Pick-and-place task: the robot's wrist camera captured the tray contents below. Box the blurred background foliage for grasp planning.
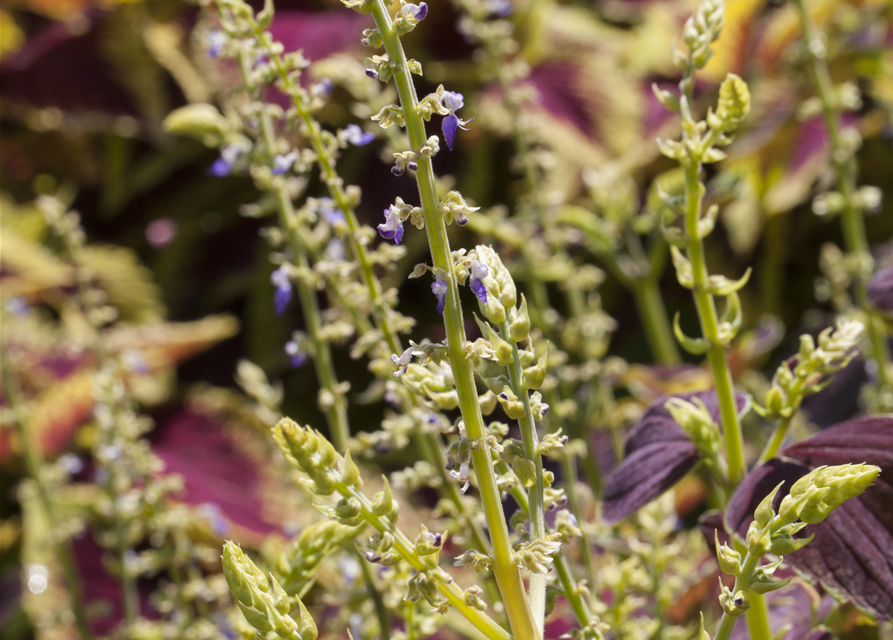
[1,0,892,636]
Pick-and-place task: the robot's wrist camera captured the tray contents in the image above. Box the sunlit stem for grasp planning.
[368,5,539,639]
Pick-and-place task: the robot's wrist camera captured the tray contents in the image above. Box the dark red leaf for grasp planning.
[868,267,893,312]
[152,410,280,538]
[601,390,749,523]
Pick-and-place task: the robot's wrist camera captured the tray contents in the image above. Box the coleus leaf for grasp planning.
[867,266,893,312]
[601,390,749,523]
[725,416,893,620]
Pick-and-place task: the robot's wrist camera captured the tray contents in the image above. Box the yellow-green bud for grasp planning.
[341,449,362,489]
[719,585,750,617]
[512,457,537,487]
[486,324,515,366]
[497,386,526,420]
[372,477,398,521]
[714,531,741,577]
[777,464,879,527]
[765,387,785,415]
[163,104,230,146]
[508,295,531,343]
[523,345,549,391]
[713,74,750,132]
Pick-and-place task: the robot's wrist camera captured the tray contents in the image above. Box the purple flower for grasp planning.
[343,124,376,146]
[207,30,226,58]
[311,78,333,98]
[285,340,307,367]
[432,277,448,315]
[468,260,488,304]
[399,2,428,20]
[271,266,292,316]
[391,346,414,376]
[377,205,404,244]
[318,197,345,225]
[325,238,346,262]
[486,0,512,16]
[440,91,472,151]
[272,151,297,175]
[207,144,243,177]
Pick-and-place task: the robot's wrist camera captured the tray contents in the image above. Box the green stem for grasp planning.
[632,276,681,365]
[559,453,597,587]
[369,7,538,640]
[793,0,892,395]
[340,483,513,640]
[358,549,391,640]
[0,350,94,640]
[713,550,761,640]
[236,47,351,449]
[682,161,746,486]
[502,321,547,632]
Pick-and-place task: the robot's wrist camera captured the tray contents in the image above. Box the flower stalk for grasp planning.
[792,0,892,408]
[365,4,539,638]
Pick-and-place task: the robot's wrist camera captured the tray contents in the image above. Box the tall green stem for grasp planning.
[793,0,892,396]
[502,320,547,630]
[236,48,350,449]
[369,6,538,639]
[681,163,746,485]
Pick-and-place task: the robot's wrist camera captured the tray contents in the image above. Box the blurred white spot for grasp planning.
[146,218,178,248]
[27,564,49,594]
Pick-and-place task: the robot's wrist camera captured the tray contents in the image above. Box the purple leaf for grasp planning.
[726,416,893,620]
[868,266,893,312]
[601,390,749,523]
[152,410,282,538]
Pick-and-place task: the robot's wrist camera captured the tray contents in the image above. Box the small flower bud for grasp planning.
[486,324,515,366]
[522,346,549,391]
[512,457,537,487]
[714,531,741,577]
[719,584,751,618]
[341,450,362,489]
[497,386,526,420]
[508,295,531,342]
[710,73,751,133]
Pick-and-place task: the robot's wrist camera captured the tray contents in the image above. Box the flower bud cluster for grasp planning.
[273,418,362,496]
[223,542,318,640]
[756,319,864,420]
[718,463,880,620]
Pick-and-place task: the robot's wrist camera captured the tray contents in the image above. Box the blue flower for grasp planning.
[440,91,472,151]
[468,260,489,304]
[399,2,428,20]
[343,124,376,146]
[271,266,292,316]
[272,151,297,175]
[207,30,226,58]
[207,144,244,177]
[311,78,333,98]
[285,340,307,367]
[318,197,345,225]
[431,277,449,315]
[377,205,405,244]
[486,0,512,16]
